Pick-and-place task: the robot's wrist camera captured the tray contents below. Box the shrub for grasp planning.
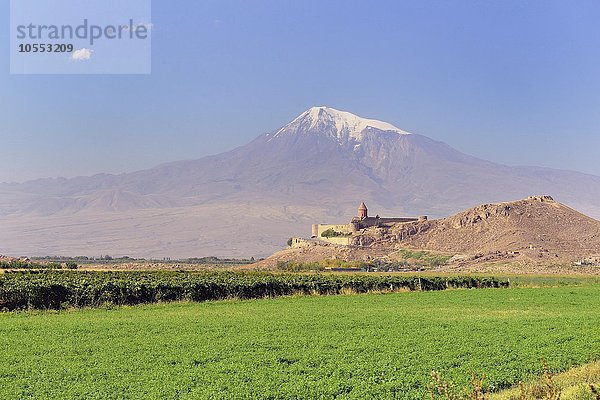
[0,271,509,311]
[320,229,350,238]
[0,260,45,269]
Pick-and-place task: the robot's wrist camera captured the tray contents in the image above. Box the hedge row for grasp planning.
[0,270,509,310]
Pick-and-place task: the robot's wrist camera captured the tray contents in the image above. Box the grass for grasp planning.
[506,274,600,288]
[390,272,600,288]
[490,360,600,399]
[0,286,599,399]
[428,358,600,399]
[391,249,453,268]
[276,259,367,271]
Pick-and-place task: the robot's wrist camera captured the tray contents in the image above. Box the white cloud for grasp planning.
[71,48,93,61]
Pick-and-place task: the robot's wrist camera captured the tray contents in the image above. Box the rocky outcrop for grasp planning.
[348,196,600,261]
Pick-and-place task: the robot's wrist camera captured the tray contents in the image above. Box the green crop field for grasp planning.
[1,284,599,399]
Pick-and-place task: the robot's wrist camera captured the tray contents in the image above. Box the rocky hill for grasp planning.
[357,196,600,256]
[254,196,600,272]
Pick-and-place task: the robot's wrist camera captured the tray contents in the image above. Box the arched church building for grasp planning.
[311,202,427,245]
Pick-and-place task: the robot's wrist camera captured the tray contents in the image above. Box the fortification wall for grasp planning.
[321,236,352,246]
[289,238,315,249]
[311,224,319,238]
[309,208,428,247]
[358,217,419,228]
[313,224,353,238]
[378,217,419,224]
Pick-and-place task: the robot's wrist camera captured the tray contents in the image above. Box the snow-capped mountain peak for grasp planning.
[271,106,410,143]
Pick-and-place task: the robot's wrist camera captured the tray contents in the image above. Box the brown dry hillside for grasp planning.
[363,195,600,255]
[253,196,600,270]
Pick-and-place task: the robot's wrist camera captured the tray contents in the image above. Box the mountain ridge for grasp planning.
[1,106,600,257]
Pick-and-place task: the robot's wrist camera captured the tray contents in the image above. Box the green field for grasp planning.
[1,285,599,399]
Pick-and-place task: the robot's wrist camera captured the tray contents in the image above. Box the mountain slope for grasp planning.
[1,106,600,257]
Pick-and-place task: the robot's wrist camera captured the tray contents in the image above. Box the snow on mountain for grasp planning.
[271,106,410,144]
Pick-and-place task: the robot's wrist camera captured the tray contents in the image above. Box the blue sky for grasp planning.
[9,0,151,74]
[1,0,599,182]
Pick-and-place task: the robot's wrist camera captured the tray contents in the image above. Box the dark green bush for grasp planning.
[0,260,42,269]
[0,267,508,310]
[0,271,509,311]
[320,229,351,238]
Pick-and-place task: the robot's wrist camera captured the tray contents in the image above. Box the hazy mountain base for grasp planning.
[0,202,322,259]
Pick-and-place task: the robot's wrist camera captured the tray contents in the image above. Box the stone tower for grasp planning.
[358,202,368,219]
